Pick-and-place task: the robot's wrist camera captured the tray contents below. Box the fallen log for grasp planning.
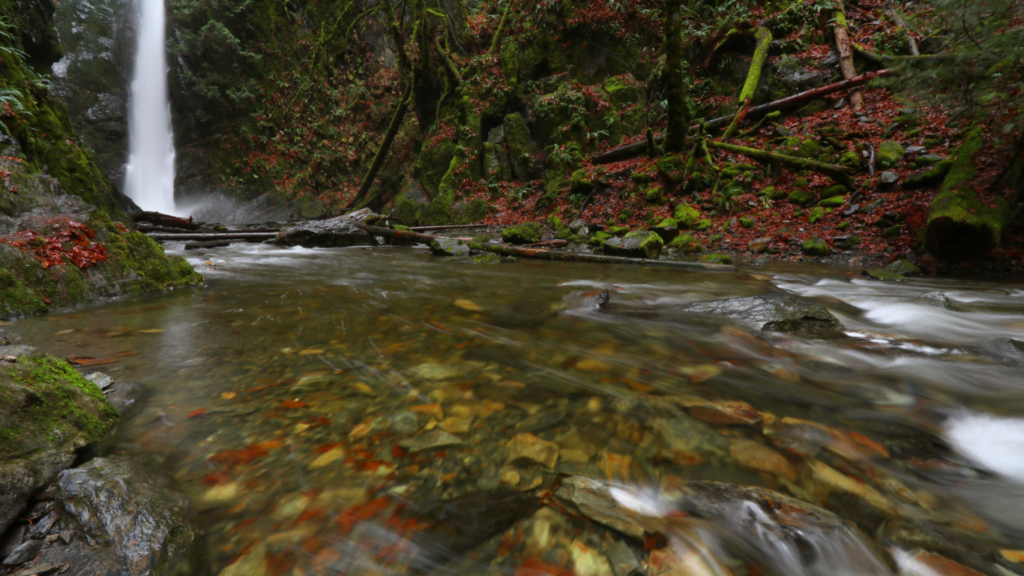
[722,27,772,139]
[410,224,490,231]
[705,140,854,187]
[592,70,893,164]
[129,211,200,231]
[832,7,863,112]
[355,223,736,271]
[146,232,277,241]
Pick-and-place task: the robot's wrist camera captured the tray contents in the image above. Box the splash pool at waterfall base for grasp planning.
[8,241,1024,576]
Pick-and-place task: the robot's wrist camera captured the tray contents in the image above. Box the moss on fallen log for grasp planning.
[923,128,1010,262]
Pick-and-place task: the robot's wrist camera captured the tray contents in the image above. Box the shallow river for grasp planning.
[9,243,1024,576]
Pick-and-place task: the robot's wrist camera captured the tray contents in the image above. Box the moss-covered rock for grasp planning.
[667,234,703,253]
[502,222,542,244]
[0,346,119,534]
[788,190,815,206]
[818,196,845,208]
[903,159,953,190]
[569,169,594,194]
[430,238,470,256]
[877,140,904,168]
[924,128,1008,262]
[645,186,666,204]
[673,204,701,228]
[839,150,862,170]
[807,207,824,224]
[694,219,712,231]
[605,230,664,259]
[701,253,733,264]
[801,237,828,256]
[503,113,539,181]
[819,184,847,199]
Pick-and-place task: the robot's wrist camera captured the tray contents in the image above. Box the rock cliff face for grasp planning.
[50,0,134,187]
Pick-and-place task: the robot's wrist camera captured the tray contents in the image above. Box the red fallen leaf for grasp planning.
[187,408,208,418]
[210,446,267,467]
[201,471,232,486]
[314,442,344,454]
[391,445,407,458]
[337,496,391,533]
[67,355,118,366]
[279,399,307,409]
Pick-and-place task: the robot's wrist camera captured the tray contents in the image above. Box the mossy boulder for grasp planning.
[0,346,119,534]
[645,186,666,204]
[606,225,631,236]
[877,141,904,168]
[569,169,594,194]
[923,128,1008,262]
[783,138,821,159]
[502,222,542,244]
[818,196,845,208]
[701,254,733,264]
[819,184,847,199]
[839,150,862,170]
[667,234,703,253]
[430,238,470,256]
[801,237,828,256]
[807,207,825,224]
[673,204,701,228]
[788,190,815,206]
[694,219,712,231]
[604,230,664,259]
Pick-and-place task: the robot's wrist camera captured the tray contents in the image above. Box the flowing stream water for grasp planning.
[124,0,177,214]
[8,245,1024,575]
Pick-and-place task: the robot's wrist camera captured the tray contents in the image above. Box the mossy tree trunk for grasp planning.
[346,86,413,210]
[489,0,514,54]
[706,140,853,187]
[832,7,863,112]
[440,0,473,54]
[722,27,771,139]
[412,0,441,127]
[662,0,689,153]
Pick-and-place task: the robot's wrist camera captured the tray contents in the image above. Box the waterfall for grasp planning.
[124,0,177,215]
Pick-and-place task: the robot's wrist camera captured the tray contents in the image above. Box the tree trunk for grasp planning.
[440,0,473,54]
[705,140,853,187]
[489,0,513,54]
[662,0,689,153]
[722,27,772,139]
[346,86,412,210]
[832,7,863,112]
[591,70,893,164]
[382,0,412,80]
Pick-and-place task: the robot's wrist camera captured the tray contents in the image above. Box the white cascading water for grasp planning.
[124,0,177,215]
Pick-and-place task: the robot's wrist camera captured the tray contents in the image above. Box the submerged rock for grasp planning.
[555,476,659,540]
[29,457,203,576]
[679,294,843,335]
[274,209,377,248]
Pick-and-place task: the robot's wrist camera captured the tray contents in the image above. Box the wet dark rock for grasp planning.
[748,236,771,253]
[84,372,115,391]
[183,240,231,250]
[833,235,862,249]
[679,294,844,335]
[863,259,922,281]
[3,538,43,565]
[879,517,1005,576]
[843,203,860,216]
[606,540,645,576]
[555,476,659,540]
[274,209,377,248]
[915,292,958,310]
[32,457,203,576]
[103,380,144,419]
[430,238,470,257]
[878,171,900,190]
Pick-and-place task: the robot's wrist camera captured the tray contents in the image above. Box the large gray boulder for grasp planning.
[22,457,205,576]
[679,293,843,335]
[274,209,378,248]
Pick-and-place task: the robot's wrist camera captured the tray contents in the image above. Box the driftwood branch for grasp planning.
[355,223,736,271]
[592,70,893,164]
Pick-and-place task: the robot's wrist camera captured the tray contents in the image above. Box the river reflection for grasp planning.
[9,243,1024,575]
